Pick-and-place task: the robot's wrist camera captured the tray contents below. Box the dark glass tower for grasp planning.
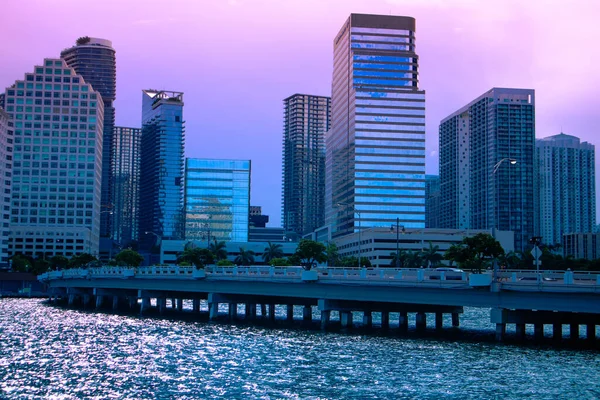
[61,37,116,239]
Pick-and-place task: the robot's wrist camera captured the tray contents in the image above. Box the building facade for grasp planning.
[282,94,331,236]
[61,37,116,239]
[249,205,269,228]
[185,158,250,243]
[535,133,595,246]
[562,233,600,260]
[425,174,440,228]
[4,58,104,257]
[0,109,12,264]
[439,88,535,252]
[139,90,185,249]
[111,126,141,247]
[326,13,426,243]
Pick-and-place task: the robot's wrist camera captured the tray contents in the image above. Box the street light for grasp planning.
[492,157,517,278]
[493,158,517,174]
[336,202,362,267]
[390,218,405,268]
[144,231,162,245]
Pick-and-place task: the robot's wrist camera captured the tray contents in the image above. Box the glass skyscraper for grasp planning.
[282,94,330,236]
[0,108,12,263]
[4,58,104,257]
[111,126,141,247]
[439,88,535,252]
[139,90,185,249]
[61,37,116,239]
[185,159,250,243]
[535,133,595,245]
[326,14,426,239]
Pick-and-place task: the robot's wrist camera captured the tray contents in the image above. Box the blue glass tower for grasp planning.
[326,14,426,238]
[185,159,250,243]
[139,90,185,249]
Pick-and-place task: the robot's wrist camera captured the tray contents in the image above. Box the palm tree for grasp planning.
[421,242,443,268]
[404,251,423,268]
[502,251,521,269]
[208,239,228,261]
[177,247,214,269]
[389,249,407,267]
[235,247,255,266]
[262,242,283,263]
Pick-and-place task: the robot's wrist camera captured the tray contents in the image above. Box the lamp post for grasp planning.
[492,158,517,279]
[336,203,362,267]
[390,218,405,268]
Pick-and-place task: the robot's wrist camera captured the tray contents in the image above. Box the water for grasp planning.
[1,299,599,399]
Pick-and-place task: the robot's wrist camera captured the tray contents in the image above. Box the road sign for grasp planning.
[531,245,541,260]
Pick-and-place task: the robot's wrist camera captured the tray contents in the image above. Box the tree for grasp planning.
[294,239,327,270]
[208,239,228,261]
[325,242,340,267]
[269,257,291,267]
[389,249,408,268]
[501,251,522,269]
[234,248,255,266]
[217,259,235,267]
[69,253,97,269]
[178,248,214,269]
[10,254,32,272]
[50,255,69,270]
[340,256,372,268]
[114,249,144,267]
[404,250,423,269]
[262,242,283,263]
[287,254,301,266]
[444,244,474,268]
[31,257,51,275]
[421,242,443,268]
[446,233,505,273]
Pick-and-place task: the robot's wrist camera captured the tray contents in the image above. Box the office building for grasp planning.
[535,133,596,245]
[184,158,250,243]
[111,126,141,247]
[249,205,269,228]
[282,94,331,236]
[562,233,600,260]
[0,109,12,264]
[139,90,185,249]
[4,58,104,257]
[326,14,426,241]
[61,37,116,239]
[439,88,535,252]
[248,227,286,242]
[425,175,440,228]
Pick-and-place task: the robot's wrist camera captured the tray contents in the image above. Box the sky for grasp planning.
[2,0,600,226]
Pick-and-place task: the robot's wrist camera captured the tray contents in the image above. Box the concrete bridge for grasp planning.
[38,266,600,342]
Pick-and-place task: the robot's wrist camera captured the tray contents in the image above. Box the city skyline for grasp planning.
[2,0,599,226]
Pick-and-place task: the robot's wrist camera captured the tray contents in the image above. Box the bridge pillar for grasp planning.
[249,304,257,320]
[451,312,460,327]
[260,304,267,318]
[209,302,219,321]
[286,305,294,322]
[495,323,506,341]
[586,324,596,341]
[112,296,120,311]
[340,311,353,329]
[516,323,526,340]
[320,310,331,330]
[68,294,76,307]
[82,294,91,308]
[177,298,183,312]
[416,312,426,332]
[381,312,390,329]
[171,298,177,309]
[140,297,150,316]
[552,323,562,341]
[534,323,544,341]
[129,297,136,310]
[303,305,312,323]
[435,312,443,331]
[363,311,372,328]
[158,298,167,315]
[229,303,237,321]
[193,299,200,313]
[95,295,103,309]
[268,304,275,322]
[570,324,579,340]
[399,312,408,332]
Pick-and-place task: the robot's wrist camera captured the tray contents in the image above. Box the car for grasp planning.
[429,267,464,280]
[518,276,557,282]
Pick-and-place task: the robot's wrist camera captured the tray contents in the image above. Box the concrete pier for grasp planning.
[415,312,426,332]
[229,303,237,321]
[586,324,596,341]
[176,298,183,312]
[303,305,312,323]
[193,299,200,313]
[495,323,506,341]
[321,310,331,330]
[516,323,526,340]
[570,324,579,340]
[268,304,275,322]
[286,305,294,322]
[553,323,562,341]
[399,312,408,332]
[363,311,372,328]
[435,312,443,331]
[260,304,267,318]
[340,311,353,329]
[381,312,390,329]
[534,323,544,341]
[451,312,460,327]
[209,302,218,320]
[158,298,166,315]
[95,295,103,309]
[112,296,120,311]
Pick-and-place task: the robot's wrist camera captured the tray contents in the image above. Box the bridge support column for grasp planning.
[82,294,91,308]
[534,323,544,341]
[516,323,526,340]
[158,298,167,315]
[268,304,275,322]
[586,324,596,341]
[68,294,76,307]
[399,312,408,332]
[140,297,150,316]
[193,299,200,313]
[171,298,176,309]
[286,305,294,322]
[129,297,136,310]
[229,303,237,321]
[552,323,562,341]
[381,312,389,329]
[435,312,443,331]
[303,305,312,323]
[209,302,219,321]
[248,304,257,320]
[320,310,331,330]
[416,312,426,332]
[495,323,506,341]
[451,312,460,327]
[95,295,103,309]
[363,311,372,328]
[112,296,120,311]
[340,311,353,329]
[260,304,267,318]
[177,298,183,312]
[570,324,579,340]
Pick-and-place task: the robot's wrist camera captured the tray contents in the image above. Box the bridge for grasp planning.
[38,266,600,342]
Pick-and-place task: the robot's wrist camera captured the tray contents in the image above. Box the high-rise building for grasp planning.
[326,14,426,239]
[4,58,104,257]
[111,126,141,247]
[139,90,185,249]
[184,159,250,243]
[535,133,596,245]
[0,108,12,264]
[425,175,440,228]
[282,94,331,236]
[439,88,535,252]
[61,37,116,240]
[249,205,269,228]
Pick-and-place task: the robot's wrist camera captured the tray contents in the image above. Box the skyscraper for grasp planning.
[282,94,330,236]
[111,126,141,247]
[184,158,250,243]
[326,14,426,239]
[139,90,185,249]
[4,58,104,257]
[535,133,596,245]
[425,175,440,228]
[439,88,535,252]
[61,37,116,239]
[0,108,12,264]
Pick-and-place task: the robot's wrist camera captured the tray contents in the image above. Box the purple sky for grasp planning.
[2,0,600,226]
